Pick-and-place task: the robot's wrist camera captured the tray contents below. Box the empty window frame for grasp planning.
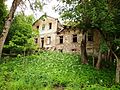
[41,38,44,48]
[73,34,77,42]
[42,24,45,31]
[35,38,38,43]
[47,37,51,45]
[88,32,93,41]
[59,36,63,44]
[49,23,52,29]
[37,26,39,29]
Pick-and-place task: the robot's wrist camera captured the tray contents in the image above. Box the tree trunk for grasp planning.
[92,46,95,67]
[110,50,120,83]
[107,49,113,62]
[0,0,22,58]
[116,59,120,83]
[81,30,88,64]
[98,29,120,83]
[96,49,102,69]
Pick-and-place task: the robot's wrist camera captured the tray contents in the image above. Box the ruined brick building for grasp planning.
[32,16,100,54]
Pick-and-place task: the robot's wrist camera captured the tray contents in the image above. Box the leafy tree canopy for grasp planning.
[0,0,7,34]
[58,0,120,50]
[3,13,38,55]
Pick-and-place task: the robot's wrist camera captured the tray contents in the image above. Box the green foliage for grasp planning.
[0,51,116,89]
[58,0,94,29]
[100,41,108,54]
[59,0,120,68]
[0,0,7,34]
[3,13,38,55]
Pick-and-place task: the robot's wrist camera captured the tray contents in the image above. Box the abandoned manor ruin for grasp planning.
[32,16,100,54]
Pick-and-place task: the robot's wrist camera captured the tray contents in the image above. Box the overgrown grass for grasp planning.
[0,51,118,90]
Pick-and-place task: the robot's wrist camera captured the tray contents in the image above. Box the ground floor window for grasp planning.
[47,36,51,45]
[73,34,77,42]
[41,38,44,48]
[59,36,63,44]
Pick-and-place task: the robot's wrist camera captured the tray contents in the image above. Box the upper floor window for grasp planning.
[49,23,52,29]
[35,38,38,43]
[73,34,77,42]
[47,36,51,45]
[59,36,63,44]
[37,26,39,29]
[42,24,45,31]
[88,32,93,41]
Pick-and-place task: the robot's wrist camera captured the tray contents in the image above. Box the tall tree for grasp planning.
[85,0,120,82]
[0,0,43,58]
[0,0,7,34]
[109,0,120,83]
[3,13,38,55]
[58,0,120,82]
[58,0,94,64]
[89,0,110,69]
[0,0,22,58]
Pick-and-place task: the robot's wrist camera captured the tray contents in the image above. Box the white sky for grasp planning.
[5,0,60,19]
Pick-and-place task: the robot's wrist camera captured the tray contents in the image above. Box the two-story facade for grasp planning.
[56,26,100,54]
[33,16,100,54]
[33,16,62,50]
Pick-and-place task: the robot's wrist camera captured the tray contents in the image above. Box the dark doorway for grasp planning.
[41,38,44,48]
[59,36,63,44]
